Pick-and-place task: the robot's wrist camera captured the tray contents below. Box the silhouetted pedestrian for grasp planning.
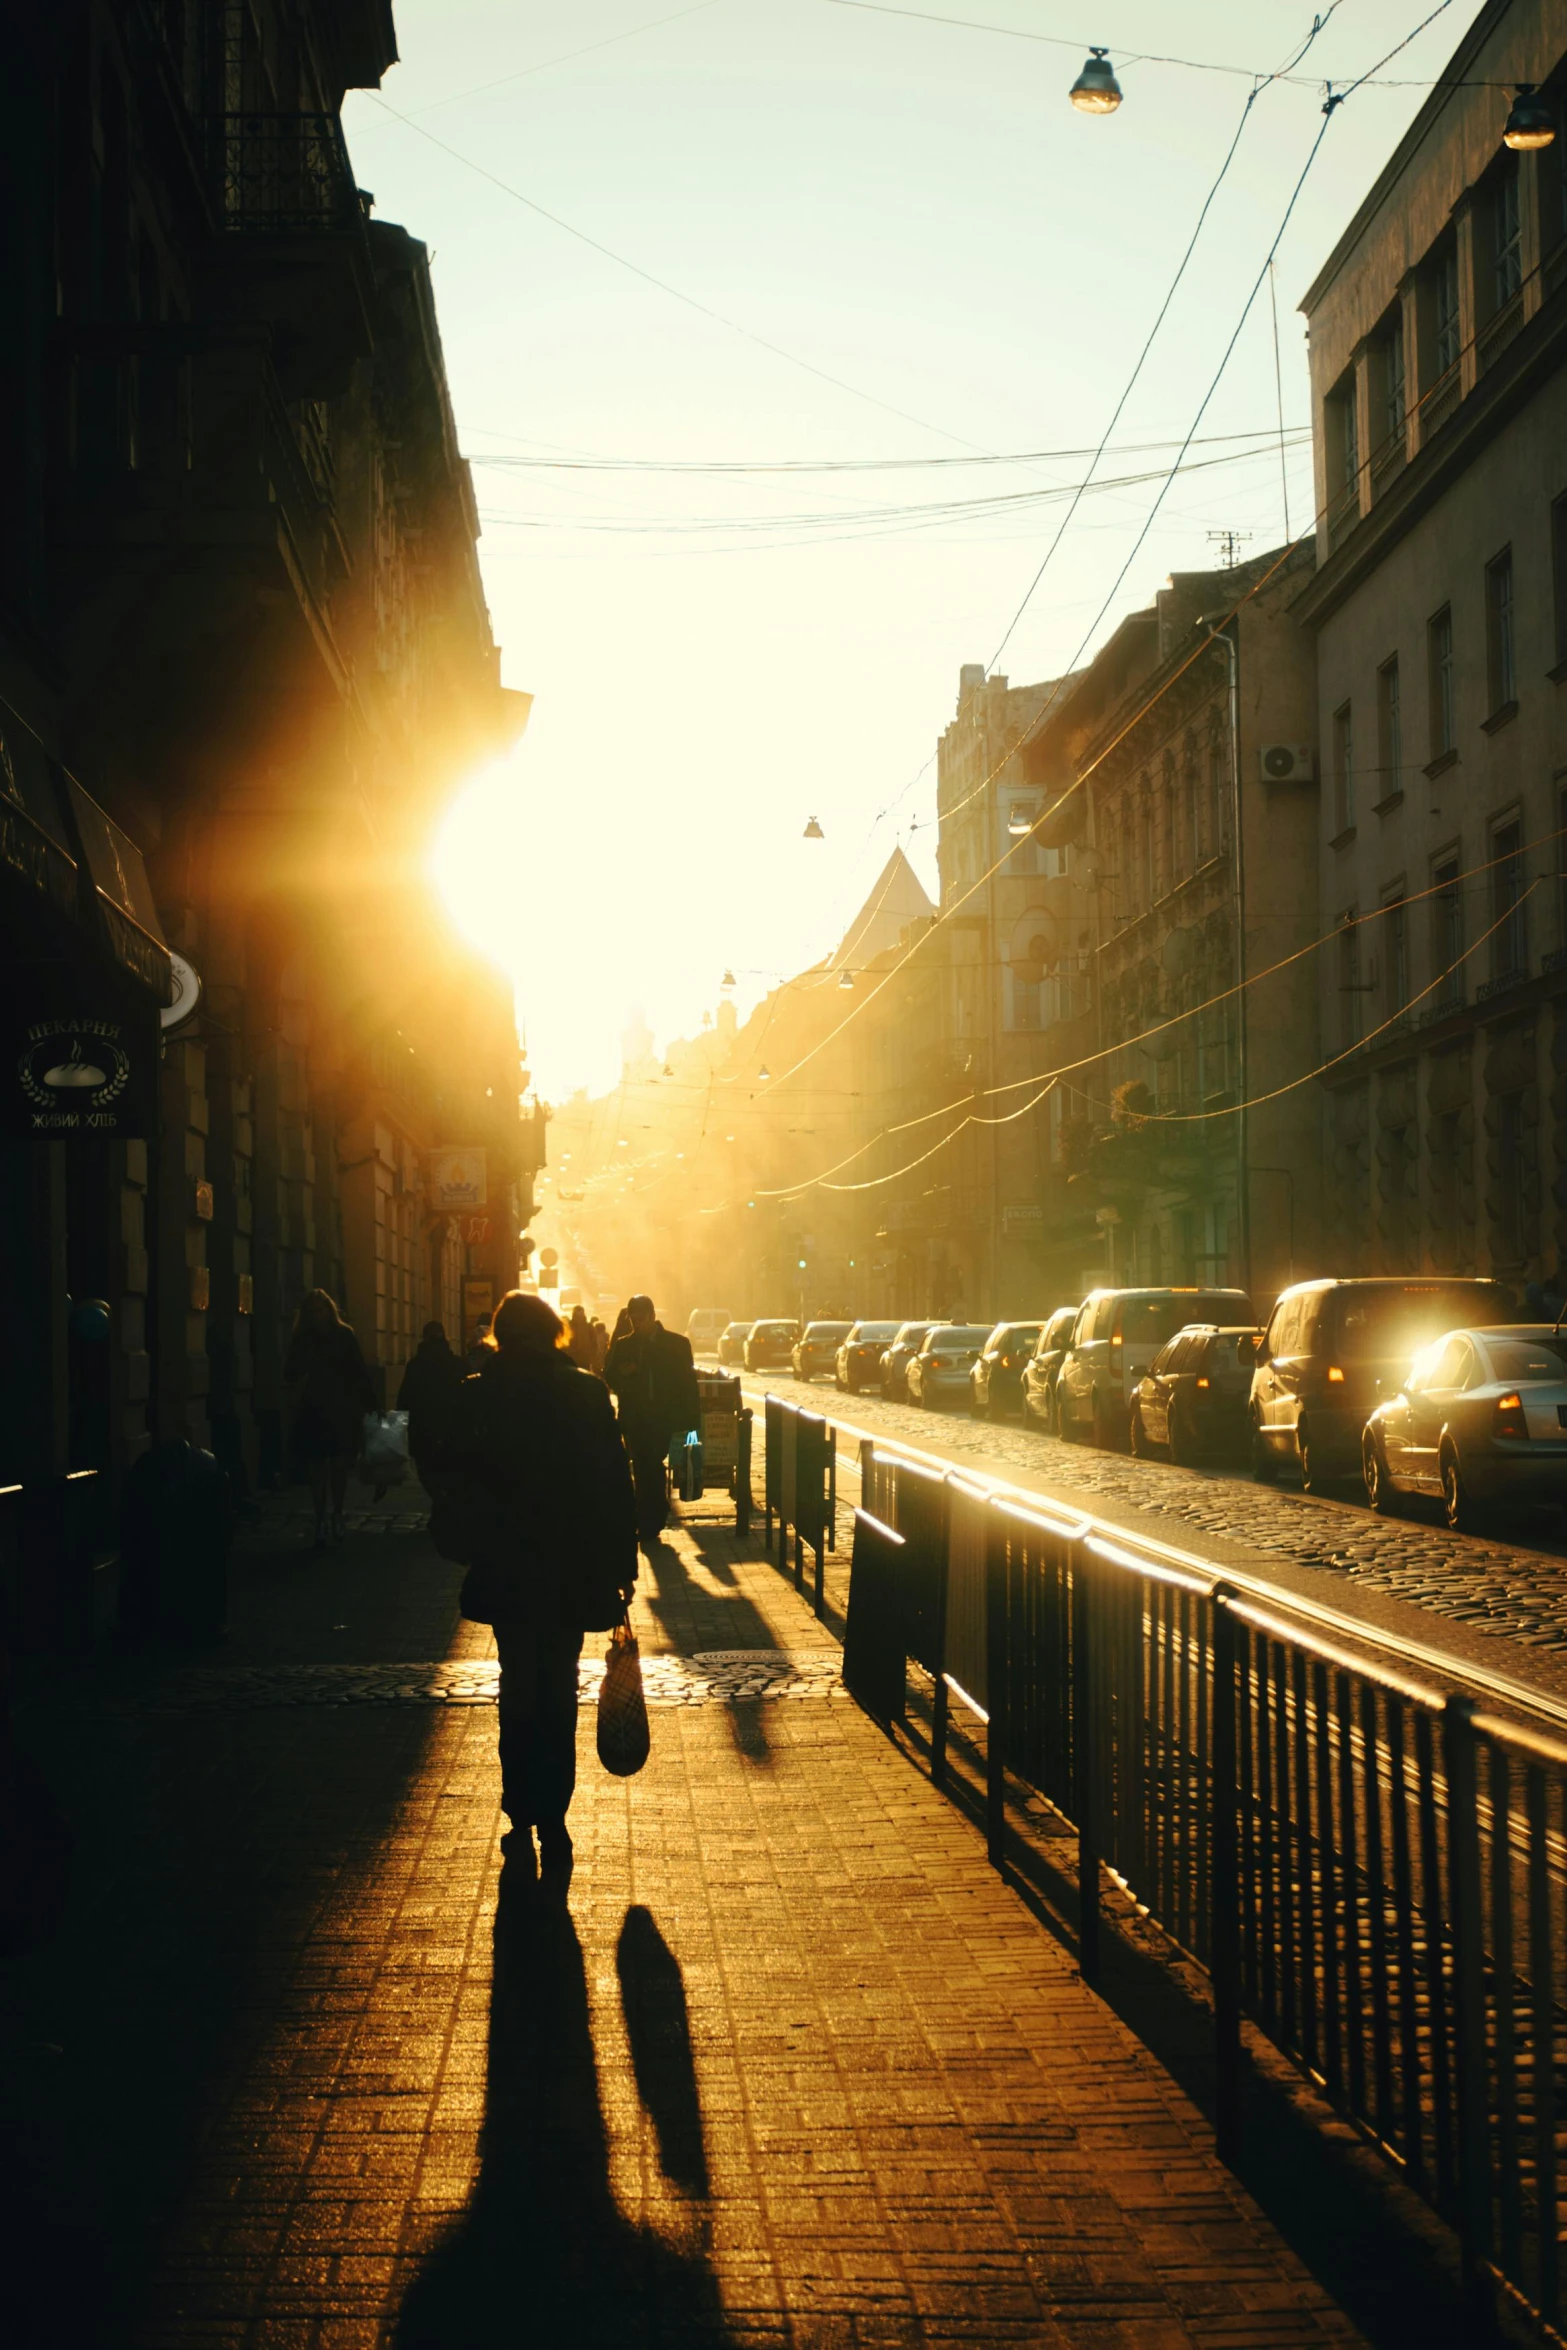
[567,1305,597,1371]
[283,1289,376,1548]
[446,1291,637,1885]
[604,1294,701,1549]
[397,1319,464,1489]
[466,1313,492,1373]
[589,1317,609,1374]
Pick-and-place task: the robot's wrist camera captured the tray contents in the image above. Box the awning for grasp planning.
[0,717,78,923]
[62,775,172,1003]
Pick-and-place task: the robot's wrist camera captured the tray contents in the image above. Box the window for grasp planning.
[1434,242,1460,375]
[1339,917,1362,1048]
[1496,1091,1527,1262]
[1432,855,1463,1002]
[1553,493,1567,672]
[1494,156,1523,307]
[1428,606,1454,758]
[1332,700,1354,835]
[1492,820,1527,978]
[1341,381,1360,497]
[1384,896,1408,1016]
[1008,970,1042,1030]
[1161,762,1177,892]
[1376,657,1402,795]
[1485,548,1516,712]
[1383,323,1406,450]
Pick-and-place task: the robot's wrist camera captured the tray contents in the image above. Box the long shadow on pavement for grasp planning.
[397,1873,734,2349]
[639,1530,786,1764]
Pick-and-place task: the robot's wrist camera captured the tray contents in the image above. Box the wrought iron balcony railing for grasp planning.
[206,112,364,236]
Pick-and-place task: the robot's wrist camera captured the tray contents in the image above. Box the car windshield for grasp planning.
[1119,1293,1246,1345]
[894,1325,931,1345]
[996,1325,1042,1347]
[1332,1284,1511,1360]
[851,1323,899,1341]
[755,1323,793,1337]
[723,1324,748,1336]
[805,1324,850,1340]
[1483,1338,1567,1382]
[930,1326,991,1349]
[1044,1311,1077,1347]
[1204,1332,1260,1370]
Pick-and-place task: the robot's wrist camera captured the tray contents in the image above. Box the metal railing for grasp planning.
[206,113,365,236]
[764,1391,1567,2332]
[763,1394,836,1618]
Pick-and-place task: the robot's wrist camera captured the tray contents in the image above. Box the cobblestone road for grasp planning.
[742,1373,1567,1664]
[1,1498,1361,2348]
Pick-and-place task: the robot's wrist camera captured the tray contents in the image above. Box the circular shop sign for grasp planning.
[160,952,202,1032]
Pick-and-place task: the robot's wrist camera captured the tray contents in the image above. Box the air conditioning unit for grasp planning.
[1260,743,1314,783]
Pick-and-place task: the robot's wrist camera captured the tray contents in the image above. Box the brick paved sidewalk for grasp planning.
[0,1499,1361,2348]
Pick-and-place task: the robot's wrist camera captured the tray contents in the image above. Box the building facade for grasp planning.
[1294,0,1567,1287]
[0,0,531,1651]
[1038,551,1322,1309]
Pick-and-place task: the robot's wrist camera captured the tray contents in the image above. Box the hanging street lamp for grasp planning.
[803,815,824,839]
[1069,48,1122,114]
[1007,804,1034,837]
[758,1064,771,1080]
[1503,85,1556,150]
[721,968,736,988]
[838,968,855,990]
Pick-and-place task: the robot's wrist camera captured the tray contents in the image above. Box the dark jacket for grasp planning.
[396,1333,465,1465]
[604,1323,701,1448]
[445,1347,637,1629]
[283,1321,376,1455]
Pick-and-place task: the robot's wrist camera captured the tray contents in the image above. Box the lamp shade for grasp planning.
[721,968,736,988]
[803,815,825,839]
[838,968,855,990]
[1503,85,1556,150]
[1070,48,1122,114]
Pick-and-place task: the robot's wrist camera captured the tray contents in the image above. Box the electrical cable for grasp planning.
[406,1,725,116]
[467,425,1312,476]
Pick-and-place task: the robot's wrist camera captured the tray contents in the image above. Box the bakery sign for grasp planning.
[4,976,156,1139]
[426,1148,487,1212]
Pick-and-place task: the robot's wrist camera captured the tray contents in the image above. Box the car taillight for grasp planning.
[1109,1339,1123,1374]
[928,1355,947,1370]
[1326,1365,1345,1384]
[1494,1391,1529,1439]
[1196,1375,1210,1390]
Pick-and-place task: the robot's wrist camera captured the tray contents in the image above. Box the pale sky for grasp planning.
[351,0,1472,1097]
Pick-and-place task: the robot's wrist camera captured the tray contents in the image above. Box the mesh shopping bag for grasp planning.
[596,1619,650,1778]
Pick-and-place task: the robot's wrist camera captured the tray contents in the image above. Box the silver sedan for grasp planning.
[1361,1325,1567,1529]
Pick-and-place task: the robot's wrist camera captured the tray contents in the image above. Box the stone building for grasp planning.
[1294,0,1567,1287]
[0,0,531,1648]
[1037,551,1322,1309]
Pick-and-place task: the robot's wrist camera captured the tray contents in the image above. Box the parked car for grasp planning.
[1021,1305,1080,1433]
[1056,1288,1254,1450]
[880,1322,934,1400]
[686,1307,732,1354]
[1362,1325,1567,1528]
[970,1322,1044,1418]
[835,1320,901,1391]
[1250,1276,1515,1490]
[906,1324,993,1410]
[744,1318,798,1373]
[792,1320,853,1381]
[717,1320,752,1367]
[1129,1326,1263,1463]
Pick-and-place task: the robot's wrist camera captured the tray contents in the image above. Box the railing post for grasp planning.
[858,1435,876,1518]
[826,1425,837,1552]
[1072,1537,1100,1983]
[735,1408,752,1537]
[984,1503,1008,1872]
[930,1477,951,1790]
[1444,1694,1493,2317]
[1211,1585,1242,2167]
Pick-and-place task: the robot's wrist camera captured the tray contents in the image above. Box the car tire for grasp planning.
[1363,1432,1405,1515]
[1250,1415,1279,1482]
[1441,1442,1481,1532]
[1128,1405,1150,1459]
[1167,1404,1192,1467]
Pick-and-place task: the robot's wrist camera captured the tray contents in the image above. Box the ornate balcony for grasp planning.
[201,114,375,398]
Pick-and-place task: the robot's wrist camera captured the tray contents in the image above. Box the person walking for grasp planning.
[566,1304,597,1372]
[397,1319,465,1491]
[589,1317,609,1374]
[283,1289,377,1548]
[446,1291,637,1886]
[604,1294,701,1549]
[465,1313,493,1373]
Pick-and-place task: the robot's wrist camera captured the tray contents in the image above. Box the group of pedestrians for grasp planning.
[279,1280,702,1886]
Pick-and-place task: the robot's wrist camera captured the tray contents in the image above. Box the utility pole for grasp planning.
[1206,528,1252,571]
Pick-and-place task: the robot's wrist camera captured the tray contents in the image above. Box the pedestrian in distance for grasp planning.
[567,1304,597,1372]
[604,1294,701,1550]
[465,1313,492,1373]
[397,1319,465,1491]
[283,1288,377,1549]
[589,1317,609,1374]
[443,1290,638,1888]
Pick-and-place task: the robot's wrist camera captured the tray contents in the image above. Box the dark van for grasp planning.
[1249,1276,1515,1489]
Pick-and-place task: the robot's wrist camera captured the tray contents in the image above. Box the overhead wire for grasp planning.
[406,1,726,116]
